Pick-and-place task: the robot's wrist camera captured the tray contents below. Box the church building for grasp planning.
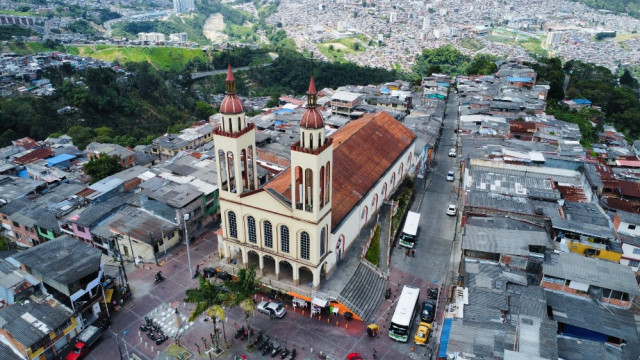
[214,65,417,288]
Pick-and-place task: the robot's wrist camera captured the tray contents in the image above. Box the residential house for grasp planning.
[330,91,363,116]
[12,236,105,327]
[85,142,136,168]
[149,122,214,160]
[107,205,179,264]
[139,178,204,240]
[613,210,640,271]
[0,258,40,309]
[0,300,77,360]
[462,217,549,267]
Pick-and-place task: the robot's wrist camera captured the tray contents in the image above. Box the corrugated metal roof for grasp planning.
[0,300,71,347]
[13,235,101,285]
[463,225,549,256]
[543,252,640,295]
[546,290,638,340]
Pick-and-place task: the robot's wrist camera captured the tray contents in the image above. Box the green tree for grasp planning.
[185,276,226,351]
[84,153,124,184]
[266,91,280,108]
[620,69,638,89]
[195,101,216,119]
[413,44,471,76]
[466,54,498,75]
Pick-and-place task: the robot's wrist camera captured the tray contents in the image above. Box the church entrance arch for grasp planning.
[298,266,314,288]
[262,254,276,276]
[278,260,293,282]
[247,250,260,269]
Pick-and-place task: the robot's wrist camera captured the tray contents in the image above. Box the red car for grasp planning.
[347,353,363,360]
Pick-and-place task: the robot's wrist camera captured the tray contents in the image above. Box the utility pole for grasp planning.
[113,236,129,287]
[150,231,159,266]
[127,233,137,268]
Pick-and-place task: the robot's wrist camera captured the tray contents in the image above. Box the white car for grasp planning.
[446,171,455,182]
[256,301,286,319]
[447,204,457,216]
[448,149,456,157]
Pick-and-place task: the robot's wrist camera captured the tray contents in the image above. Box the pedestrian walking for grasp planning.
[411,249,416,257]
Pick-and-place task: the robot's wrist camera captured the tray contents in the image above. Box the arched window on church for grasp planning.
[218,149,228,192]
[280,225,290,253]
[228,117,233,133]
[300,231,310,260]
[325,161,331,204]
[319,166,325,208]
[263,220,273,248]
[247,216,256,243]
[304,168,313,212]
[320,227,326,256]
[309,133,314,149]
[237,117,241,131]
[228,211,237,238]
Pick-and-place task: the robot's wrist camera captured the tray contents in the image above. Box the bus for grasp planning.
[399,211,420,248]
[389,285,421,342]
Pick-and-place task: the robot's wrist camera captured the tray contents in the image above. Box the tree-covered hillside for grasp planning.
[569,0,640,19]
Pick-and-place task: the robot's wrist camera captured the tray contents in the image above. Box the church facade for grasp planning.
[214,66,416,288]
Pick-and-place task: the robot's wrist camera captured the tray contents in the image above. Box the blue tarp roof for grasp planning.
[275,109,294,114]
[47,153,76,166]
[17,169,28,178]
[438,318,453,358]
[437,82,450,87]
[572,98,592,104]
[507,77,532,82]
[381,88,390,94]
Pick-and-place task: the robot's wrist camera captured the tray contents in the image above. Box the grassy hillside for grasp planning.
[67,45,208,71]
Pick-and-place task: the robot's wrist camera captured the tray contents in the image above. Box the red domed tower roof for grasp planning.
[220,94,244,114]
[301,108,323,129]
[220,64,244,115]
[300,76,323,129]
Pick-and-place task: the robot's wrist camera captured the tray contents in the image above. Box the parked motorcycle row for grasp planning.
[139,316,168,345]
[234,327,297,359]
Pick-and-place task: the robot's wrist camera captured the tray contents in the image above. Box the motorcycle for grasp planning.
[140,324,150,332]
[155,333,168,345]
[262,342,274,356]
[240,329,248,341]
[252,331,263,346]
[146,330,156,341]
[234,326,245,339]
[257,336,270,351]
[270,341,281,357]
[154,271,164,284]
[280,347,290,359]
[427,288,439,300]
[287,349,297,360]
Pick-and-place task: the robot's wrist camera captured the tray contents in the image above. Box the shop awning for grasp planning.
[311,297,328,308]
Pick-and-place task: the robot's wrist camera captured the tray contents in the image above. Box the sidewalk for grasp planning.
[377,203,392,272]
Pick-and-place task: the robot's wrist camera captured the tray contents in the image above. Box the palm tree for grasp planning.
[184,276,225,351]
[206,305,227,349]
[223,265,261,345]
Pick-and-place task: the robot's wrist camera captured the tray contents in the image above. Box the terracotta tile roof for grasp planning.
[265,111,416,231]
[12,148,55,165]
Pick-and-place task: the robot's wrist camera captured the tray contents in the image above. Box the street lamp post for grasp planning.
[183,212,193,281]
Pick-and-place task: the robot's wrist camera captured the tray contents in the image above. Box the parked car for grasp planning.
[216,271,232,281]
[347,353,363,360]
[202,267,217,278]
[446,171,455,181]
[446,204,457,216]
[256,301,286,319]
[448,148,456,157]
[420,300,436,322]
[414,322,431,345]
